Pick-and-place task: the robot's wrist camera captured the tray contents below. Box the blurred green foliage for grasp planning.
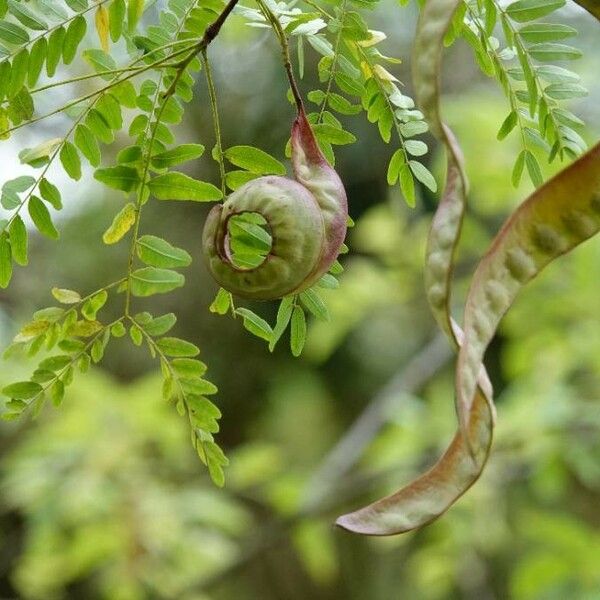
[1,3,599,599]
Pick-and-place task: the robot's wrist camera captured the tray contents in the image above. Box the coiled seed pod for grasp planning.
[202,110,348,300]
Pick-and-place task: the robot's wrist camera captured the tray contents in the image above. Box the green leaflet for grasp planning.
[8,215,27,266]
[59,142,81,181]
[109,0,125,42]
[63,16,87,65]
[136,234,191,268]
[127,0,144,33]
[75,124,101,167]
[143,313,176,337]
[156,337,199,358]
[95,166,139,192]
[0,20,29,45]
[290,305,306,357]
[150,144,204,169]
[235,308,273,342]
[148,172,222,201]
[0,232,11,288]
[505,0,566,22]
[129,267,184,297]
[8,0,48,31]
[29,196,59,239]
[52,287,81,304]
[336,0,600,537]
[224,145,286,175]
[46,27,65,78]
[1,380,42,400]
[102,202,136,244]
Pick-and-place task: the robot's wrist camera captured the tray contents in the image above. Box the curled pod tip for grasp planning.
[202,110,348,301]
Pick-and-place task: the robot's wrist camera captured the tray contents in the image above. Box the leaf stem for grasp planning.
[301,0,332,19]
[129,316,208,460]
[493,0,568,159]
[465,5,531,155]
[124,72,168,317]
[318,0,348,122]
[161,0,240,99]
[256,0,305,113]
[202,51,227,198]
[58,278,127,320]
[358,46,410,169]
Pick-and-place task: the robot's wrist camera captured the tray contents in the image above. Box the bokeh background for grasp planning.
[1,2,599,599]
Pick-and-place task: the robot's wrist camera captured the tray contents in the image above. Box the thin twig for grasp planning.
[256,0,305,113]
[317,0,347,122]
[202,50,227,198]
[162,0,240,98]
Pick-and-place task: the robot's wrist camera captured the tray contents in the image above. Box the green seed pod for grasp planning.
[202,111,348,300]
